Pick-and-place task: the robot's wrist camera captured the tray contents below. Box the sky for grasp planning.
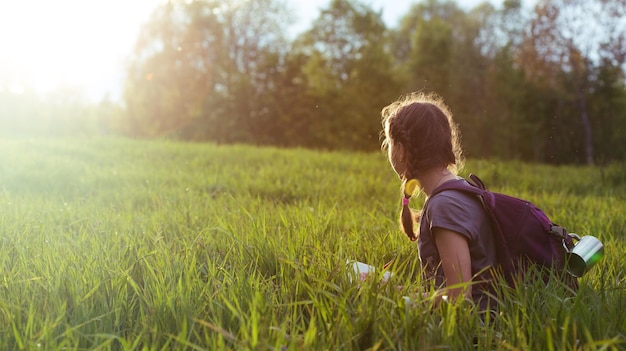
[0,0,502,102]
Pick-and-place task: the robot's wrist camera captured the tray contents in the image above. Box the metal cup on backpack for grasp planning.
[566,234,604,278]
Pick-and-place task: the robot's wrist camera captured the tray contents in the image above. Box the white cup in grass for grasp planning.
[346,260,393,283]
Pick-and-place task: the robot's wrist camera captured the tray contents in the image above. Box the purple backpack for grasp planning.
[430,174,578,289]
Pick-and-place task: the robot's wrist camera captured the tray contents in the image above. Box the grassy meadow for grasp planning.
[0,137,625,350]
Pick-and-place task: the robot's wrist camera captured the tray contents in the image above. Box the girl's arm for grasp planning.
[433,228,473,301]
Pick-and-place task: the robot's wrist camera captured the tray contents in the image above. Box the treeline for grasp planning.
[112,0,626,164]
[5,0,621,165]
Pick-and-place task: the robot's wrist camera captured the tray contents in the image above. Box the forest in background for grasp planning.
[1,0,625,165]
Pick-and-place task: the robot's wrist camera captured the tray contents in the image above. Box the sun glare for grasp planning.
[0,0,163,100]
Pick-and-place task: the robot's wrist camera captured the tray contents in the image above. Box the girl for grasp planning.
[381,92,497,310]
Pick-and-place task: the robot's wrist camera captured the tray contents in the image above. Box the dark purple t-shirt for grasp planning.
[418,180,498,306]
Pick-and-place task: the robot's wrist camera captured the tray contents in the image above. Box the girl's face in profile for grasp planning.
[388,141,407,179]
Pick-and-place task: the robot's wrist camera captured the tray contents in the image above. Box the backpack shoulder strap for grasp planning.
[469,174,486,190]
[430,174,495,208]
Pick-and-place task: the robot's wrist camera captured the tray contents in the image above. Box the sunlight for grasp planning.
[9,84,25,95]
[0,0,164,100]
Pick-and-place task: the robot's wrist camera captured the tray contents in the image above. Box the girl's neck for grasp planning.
[419,168,458,196]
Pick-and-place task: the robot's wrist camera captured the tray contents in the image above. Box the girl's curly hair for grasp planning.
[381,92,463,179]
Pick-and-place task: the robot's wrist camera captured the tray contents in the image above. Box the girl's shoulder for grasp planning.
[428,185,483,209]
[425,187,488,222]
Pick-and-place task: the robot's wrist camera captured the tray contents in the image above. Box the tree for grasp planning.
[206,0,293,144]
[476,0,555,162]
[124,0,293,141]
[391,0,493,158]
[293,0,402,150]
[517,0,626,164]
[123,1,212,137]
[589,59,626,163]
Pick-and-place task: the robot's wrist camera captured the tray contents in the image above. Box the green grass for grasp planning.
[0,137,625,350]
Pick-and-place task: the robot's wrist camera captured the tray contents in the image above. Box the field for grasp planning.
[1,137,625,350]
